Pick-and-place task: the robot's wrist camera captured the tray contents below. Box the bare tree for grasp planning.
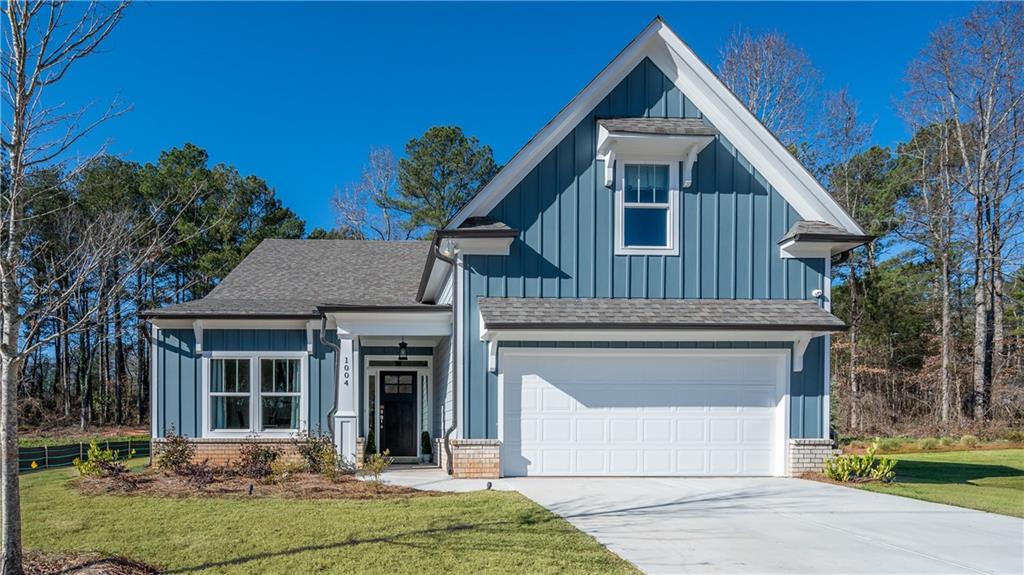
[718,28,821,144]
[331,147,412,240]
[896,121,961,423]
[906,3,1024,420]
[818,89,874,431]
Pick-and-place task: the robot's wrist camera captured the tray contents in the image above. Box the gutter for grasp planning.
[319,314,343,439]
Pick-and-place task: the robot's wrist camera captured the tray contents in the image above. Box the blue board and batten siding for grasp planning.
[461,58,829,440]
[154,329,337,438]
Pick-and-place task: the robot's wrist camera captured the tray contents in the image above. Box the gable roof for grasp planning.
[447,17,864,235]
[143,239,435,318]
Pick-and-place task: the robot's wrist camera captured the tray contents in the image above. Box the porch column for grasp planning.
[333,334,359,462]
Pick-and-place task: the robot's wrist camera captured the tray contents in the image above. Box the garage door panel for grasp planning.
[576,419,606,442]
[502,352,783,477]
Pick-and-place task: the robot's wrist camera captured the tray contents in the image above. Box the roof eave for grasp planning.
[483,322,848,332]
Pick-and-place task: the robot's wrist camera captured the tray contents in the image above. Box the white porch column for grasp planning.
[333,334,360,462]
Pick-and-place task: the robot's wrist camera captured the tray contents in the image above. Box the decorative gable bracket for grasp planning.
[596,121,715,189]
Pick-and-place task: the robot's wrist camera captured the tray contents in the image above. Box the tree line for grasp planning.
[16,145,306,432]
[717,4,1023,435]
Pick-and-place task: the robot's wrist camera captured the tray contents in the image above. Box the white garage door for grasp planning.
[500,349,787,477]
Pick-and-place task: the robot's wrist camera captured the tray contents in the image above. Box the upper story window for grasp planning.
[615,159,680,256]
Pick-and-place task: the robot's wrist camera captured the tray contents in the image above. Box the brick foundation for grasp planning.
[152,436,367,469]
[787,438,839,475]
[450,439,501,479]
[152,438,304,468]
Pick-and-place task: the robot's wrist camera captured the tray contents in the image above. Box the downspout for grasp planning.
[320,314,342,438]
[432,241,459,474]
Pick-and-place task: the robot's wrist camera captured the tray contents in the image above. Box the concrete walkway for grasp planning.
[382,468,1024,574]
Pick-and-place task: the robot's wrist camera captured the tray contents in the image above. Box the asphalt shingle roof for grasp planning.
[144,239,434,317]
[597,117,718,136]
[478,298,847,331]
[780,221,874,243]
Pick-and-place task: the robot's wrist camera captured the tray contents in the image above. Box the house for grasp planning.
[142,17,870,479]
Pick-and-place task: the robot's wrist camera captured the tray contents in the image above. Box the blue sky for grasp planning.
[57,1,976,232]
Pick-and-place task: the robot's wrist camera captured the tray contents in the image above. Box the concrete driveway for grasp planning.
[501,477,1024,574]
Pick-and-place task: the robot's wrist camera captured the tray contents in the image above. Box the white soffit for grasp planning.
[448,18,864,235]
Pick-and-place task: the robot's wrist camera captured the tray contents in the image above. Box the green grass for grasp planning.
[19,434,149,448]
[20,464,636,574]
[858,449,1024,518]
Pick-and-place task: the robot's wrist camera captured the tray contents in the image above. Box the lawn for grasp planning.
[19,463,636,574]
[857,449,1024,517]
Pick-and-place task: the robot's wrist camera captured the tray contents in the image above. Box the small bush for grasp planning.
[97,459,137,491]
[960,434,979,448]
[917,438,939,450]
[939,436,955,447]
[269,459,306,482]
[876,438,902,452]
[73,441,127,478]
[183,460,215,491]
[235,441,281,480]
[822,440,896,483]
[421,431,432,456]
[360,449,393,485]
[294,431,336,474]
[157,428,195,474]
[1006,430,1024,443]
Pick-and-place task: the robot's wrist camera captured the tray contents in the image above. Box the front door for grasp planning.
[380,371,417,457]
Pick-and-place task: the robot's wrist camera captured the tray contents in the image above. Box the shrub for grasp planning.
[1006,430,1024,443]
[939,436,955,447]
[235,441,281,480]
[183,460,215,491]
[960,434,979,448]
[822,440,896,483]
[876,437,902,452]
[269,460,306,482]
[295,430,336,474]
[421,431,432,456]
[157,428,195,474]
[73,441,127,477]
[360,449,393,485]
[917,438,939,450]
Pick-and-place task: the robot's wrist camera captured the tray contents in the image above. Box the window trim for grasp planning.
[614,155,680,256]
[202,350,309,438]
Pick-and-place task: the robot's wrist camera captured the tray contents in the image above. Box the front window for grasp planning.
[210,359,250,430]
[260,359,301,430]
[615,161,679,255]
[207,355,304,434]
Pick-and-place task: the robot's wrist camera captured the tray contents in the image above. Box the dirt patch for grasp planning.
[73,467,435,500]
[25,550,158,575]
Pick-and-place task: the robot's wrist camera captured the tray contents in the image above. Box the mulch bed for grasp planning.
[73,467,434,500]
[25,551,158,575]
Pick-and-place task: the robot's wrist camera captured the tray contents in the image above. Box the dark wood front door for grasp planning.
[380,372,417,457]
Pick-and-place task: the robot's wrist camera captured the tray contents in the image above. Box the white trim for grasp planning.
[823,257,833,439]
[614,157,680,256]
[149,318,330,330]
[305,321,317,354]
[200,350,309,439]
[596,126,713,189]
[779,239,864,259]
[497,347,791,477]
[149,324,159,438]
[192,320,204,354]
[330,311,451,337]
[455,254,464,439]
[363,354,432,457]
[447,18,863,235]
[442,236,514,256]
